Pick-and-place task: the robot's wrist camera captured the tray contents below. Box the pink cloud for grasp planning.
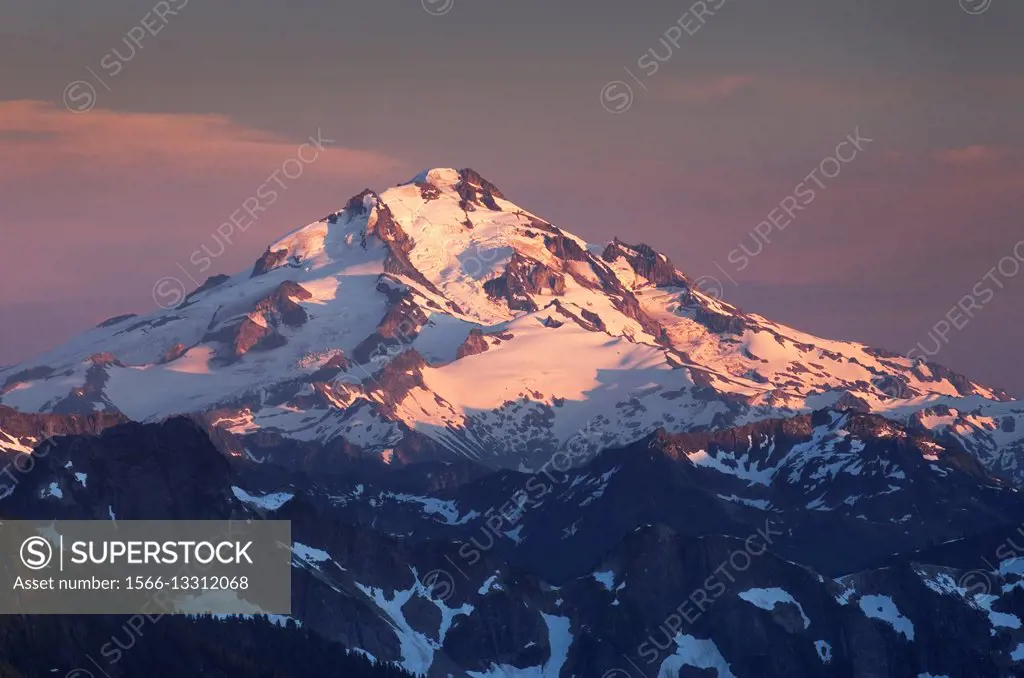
[933,145,1012,166]
[655,75,909,111]
[658,75,756,105]
[0,100,401,180]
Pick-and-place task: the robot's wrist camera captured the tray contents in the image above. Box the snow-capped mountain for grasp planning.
[2,167,1021,479]
[6,166,1024,675]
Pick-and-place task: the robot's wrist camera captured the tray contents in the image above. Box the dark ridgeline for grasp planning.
[0,614,414,678]
[1,414,1024,676]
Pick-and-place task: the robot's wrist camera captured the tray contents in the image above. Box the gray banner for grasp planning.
[0,520,291,614]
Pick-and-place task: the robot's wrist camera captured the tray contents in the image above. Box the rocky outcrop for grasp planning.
[543,233,590,262]
[88,352,123,367]
[203,281,313,360]
[693,305,747,335]
[914,359,1010,399]
[456,329,490,359]
[161,343,189,364]
[833,391,871,413]
[96,313,137,328]
[250,248,290,277]
[363,350,432,419]
[455,168,504,211]
[310,352,353,382]
[1,365,55,394]
[0,404,126,452]
[255,281,312,327]
[181,273,231,306]
[874,374,914,399]
[602,238,687,287]
[233,282,312,356]
[484,253,565,312]
[352,287,429,364]
[51,361,117,414]
[416,182,442,202]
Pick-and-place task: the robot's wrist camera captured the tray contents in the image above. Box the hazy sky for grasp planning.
[1,0,1023,393]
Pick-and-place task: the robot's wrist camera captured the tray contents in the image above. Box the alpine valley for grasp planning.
[3,168,1024,677]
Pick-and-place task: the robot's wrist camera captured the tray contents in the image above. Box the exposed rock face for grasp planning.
[364,350,432,419]
[693,304,747,335]
[51,362,116,414]
[484,253,565,312]
[232,282,312,356]
[181,273,231,306]
[88,352,122,367]
[345,188,376,216]
[204,281,314,360]
[455,168,504,211]
[96,313,137,328]
[580,308,607,332]
[353,287,430,364]
[542,233,589,262]
[251,248,290,277]
[0,404,126,453]
[161,343,189,364]
[908,359,1012,401]
[309,352,352,382]
[231,318,276,357]
[874,374,913,399]
[416,182,442,202]
[833,391,871,413]
[456,329,490,359]
[602,238,687,287]
[567,247,671,343]
[1,365,55,394]
[255,281,313,327]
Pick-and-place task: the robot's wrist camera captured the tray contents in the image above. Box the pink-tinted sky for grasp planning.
[1,0,1023,392]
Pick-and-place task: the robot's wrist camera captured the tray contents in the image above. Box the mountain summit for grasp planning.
[2,167,1022,476]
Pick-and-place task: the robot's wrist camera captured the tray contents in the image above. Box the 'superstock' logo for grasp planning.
[20,536,53,570]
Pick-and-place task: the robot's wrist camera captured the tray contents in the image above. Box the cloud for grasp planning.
[658,75,756,105]
[933,145,1012,166]
[655,74,911,115]
[0,100,401,180]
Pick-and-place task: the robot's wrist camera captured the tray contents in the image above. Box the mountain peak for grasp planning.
[406,167,504,196]
[1,168,1019,480]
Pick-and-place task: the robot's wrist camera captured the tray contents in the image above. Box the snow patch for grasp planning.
[858,595,914,641]
[231,486,295,511]
[592,570,616,592]
[738,587,810,629]
[292,542,330,565]
[478,574,504,595]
